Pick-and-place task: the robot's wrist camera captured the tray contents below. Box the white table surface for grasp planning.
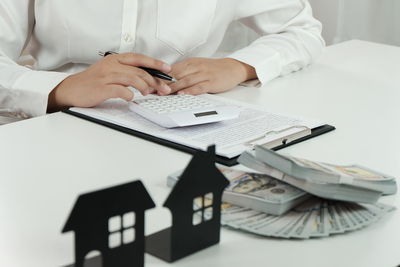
[1,40,399,267]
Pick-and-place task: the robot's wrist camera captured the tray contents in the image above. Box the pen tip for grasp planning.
[171,78,177,83]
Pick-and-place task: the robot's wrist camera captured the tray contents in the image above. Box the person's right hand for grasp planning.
[47,53,172,112]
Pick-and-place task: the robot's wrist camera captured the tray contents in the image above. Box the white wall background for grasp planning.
[309,0,339,45]
[310,0,400,46]
[220,0,400,47]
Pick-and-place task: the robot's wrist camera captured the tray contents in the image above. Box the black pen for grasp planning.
[98,51,177,82]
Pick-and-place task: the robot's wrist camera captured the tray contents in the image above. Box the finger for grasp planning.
[105,72,152,96]
[96,85,135,103]
[177,82,210,96]
[118,66,172,95]
[132,68,171,95]
[170,61,199,80]
[153,79,171,96]
[169,72,208,94]
[109,85,135,101]
[117,53,171,73]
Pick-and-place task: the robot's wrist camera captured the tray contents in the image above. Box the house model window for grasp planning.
[108,212,136,248]
[192,193,213,225]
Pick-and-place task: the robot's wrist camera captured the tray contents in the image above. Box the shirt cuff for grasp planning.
[12,70,71,117]
[226,44,282,86]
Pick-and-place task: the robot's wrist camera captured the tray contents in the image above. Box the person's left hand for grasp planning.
[168,58,257,95]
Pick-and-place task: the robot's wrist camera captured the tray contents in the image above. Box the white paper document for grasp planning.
[70,94,324,158]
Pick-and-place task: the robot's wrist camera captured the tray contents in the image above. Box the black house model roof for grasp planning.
[62,181,155,232]
[164,146,229,208]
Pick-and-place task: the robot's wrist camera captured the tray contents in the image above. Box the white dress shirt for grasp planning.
[0,0,324,118]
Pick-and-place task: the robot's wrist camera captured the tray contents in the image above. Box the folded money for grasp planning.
[167,168,310,215]
[217,197,395,239]
[238,147,397,203]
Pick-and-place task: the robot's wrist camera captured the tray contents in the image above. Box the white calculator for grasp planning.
[129,94,240,128]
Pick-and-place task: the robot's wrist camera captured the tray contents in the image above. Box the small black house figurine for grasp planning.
[62,180,155,267]
[146,145,229,262]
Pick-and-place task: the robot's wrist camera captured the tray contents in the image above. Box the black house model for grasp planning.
[146,146,229,262]
[62,180,155,267]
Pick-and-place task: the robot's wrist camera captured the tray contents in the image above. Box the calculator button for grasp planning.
[135,94,220,115]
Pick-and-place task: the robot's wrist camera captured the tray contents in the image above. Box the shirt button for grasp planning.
[123,33,133,43]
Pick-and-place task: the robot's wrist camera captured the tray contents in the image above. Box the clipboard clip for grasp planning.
[245,125,312,149]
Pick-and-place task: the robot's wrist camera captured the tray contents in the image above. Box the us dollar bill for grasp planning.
[219,198,395,239]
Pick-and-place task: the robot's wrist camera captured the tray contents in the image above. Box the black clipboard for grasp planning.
[63,109,335,166]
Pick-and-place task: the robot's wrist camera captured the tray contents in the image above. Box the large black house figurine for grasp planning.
[146,145,229,262]
[62,180,155,267]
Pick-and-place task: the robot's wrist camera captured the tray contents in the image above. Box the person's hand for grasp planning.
[47,53,172,112]
[168,58,257,95]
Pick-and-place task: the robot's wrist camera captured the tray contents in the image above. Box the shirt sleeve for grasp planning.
[0,0,70,118]
[227,0,325,86]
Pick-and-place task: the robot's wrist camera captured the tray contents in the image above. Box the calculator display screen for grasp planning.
[194,111,218,117]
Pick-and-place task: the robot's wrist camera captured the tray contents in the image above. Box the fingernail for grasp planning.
[162,63,171,72]
[177,91,185,95]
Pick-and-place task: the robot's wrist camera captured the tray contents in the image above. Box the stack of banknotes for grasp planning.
[212,197,395,239]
